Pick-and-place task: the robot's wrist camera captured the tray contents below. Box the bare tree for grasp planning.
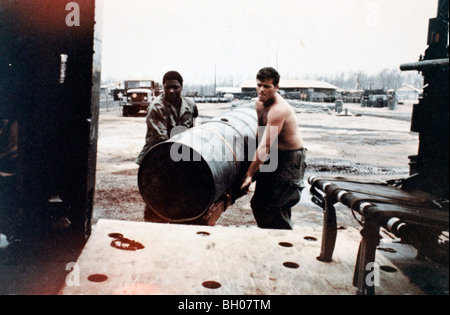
[316,68,423,91]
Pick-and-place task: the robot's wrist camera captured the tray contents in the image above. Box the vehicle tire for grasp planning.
[376,98,384,108]
[123,107,129,117]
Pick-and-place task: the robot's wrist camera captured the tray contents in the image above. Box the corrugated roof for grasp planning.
[240,79,339,90]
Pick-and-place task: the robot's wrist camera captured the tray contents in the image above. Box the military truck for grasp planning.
[360,89,389,107]
[119,79,156,116]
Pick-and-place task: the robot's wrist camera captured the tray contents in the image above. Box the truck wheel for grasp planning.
[123,107,129,116]
[376,98,384,108]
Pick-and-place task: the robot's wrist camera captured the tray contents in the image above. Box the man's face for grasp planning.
[256,79,279,104]
[163,80,182,103]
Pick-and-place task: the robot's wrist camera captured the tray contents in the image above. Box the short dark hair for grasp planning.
[163,71,183,86]
[256,67,280,86]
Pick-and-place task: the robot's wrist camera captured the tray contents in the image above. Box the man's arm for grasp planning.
[240,107,285,190]
[146,104,170,145]
[135,103,168,165]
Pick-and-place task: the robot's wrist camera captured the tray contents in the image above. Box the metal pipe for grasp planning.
[138,107,257,222]
[400,58,449,71]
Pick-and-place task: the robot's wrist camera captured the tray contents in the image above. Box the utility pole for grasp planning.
[276,49,279,70]
[214,63,217,95]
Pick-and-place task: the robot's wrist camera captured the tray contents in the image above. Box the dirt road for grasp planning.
[93,100,418,230]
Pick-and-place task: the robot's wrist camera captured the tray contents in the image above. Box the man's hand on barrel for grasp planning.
[240,174,253,195]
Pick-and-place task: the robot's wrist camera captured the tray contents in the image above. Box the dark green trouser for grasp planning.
[251,148,307,230]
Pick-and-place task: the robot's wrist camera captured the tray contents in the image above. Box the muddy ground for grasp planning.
[93,99,418,231]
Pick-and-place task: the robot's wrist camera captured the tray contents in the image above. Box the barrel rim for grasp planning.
[137,141,216,223]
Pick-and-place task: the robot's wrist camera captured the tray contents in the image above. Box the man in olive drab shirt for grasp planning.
[241,67,307,230]
[136,71,198,165]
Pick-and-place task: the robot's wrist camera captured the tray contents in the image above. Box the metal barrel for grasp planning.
[138,106,258,222]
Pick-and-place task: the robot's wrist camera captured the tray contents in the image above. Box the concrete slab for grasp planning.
[60,219,424,295]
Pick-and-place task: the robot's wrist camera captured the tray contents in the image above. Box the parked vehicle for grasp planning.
[119,80,156,116]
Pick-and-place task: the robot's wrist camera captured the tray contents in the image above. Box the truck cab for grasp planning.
[119,80,156,116]
[120,88,154,116]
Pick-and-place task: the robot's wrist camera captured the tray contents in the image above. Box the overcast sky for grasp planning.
[100,0,438,85]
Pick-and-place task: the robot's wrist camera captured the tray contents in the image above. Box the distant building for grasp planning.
[395,84,421,101]
[100,82,121,99]
[240,79,338,93]
[240,79,339,102]
[215,87,241,94]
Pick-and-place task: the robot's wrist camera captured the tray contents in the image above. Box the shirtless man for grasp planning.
[241,67,307,229]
